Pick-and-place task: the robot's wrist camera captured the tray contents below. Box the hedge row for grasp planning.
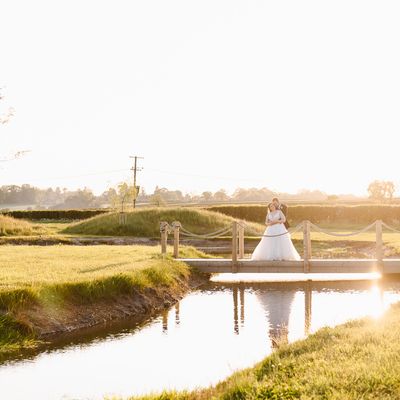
[0,209,109,221]
[207,205,400,225]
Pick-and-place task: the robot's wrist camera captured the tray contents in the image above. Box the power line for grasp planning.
[4,168,131,183]
[143,167,267,183]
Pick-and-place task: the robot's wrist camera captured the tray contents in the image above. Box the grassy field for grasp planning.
[124,302,400,400]
[0,244,207,355]
[288,226,400,258]
[0,245,203,290]
[207,204,400,225]
[2,209,400,259]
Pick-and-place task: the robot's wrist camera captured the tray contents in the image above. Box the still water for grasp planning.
[1,276,400,399]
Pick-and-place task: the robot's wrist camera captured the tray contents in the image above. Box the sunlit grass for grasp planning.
[0,215,43,236]
[0,245,206,291]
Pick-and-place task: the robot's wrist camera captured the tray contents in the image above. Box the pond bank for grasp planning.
[0,245,209,359]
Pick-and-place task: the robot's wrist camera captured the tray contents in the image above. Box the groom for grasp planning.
[271,197,290,229]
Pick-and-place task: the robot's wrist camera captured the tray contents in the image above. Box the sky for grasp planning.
[1,0,399,196]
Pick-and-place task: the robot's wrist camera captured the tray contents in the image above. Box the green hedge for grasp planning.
[1,209,109,221]
[207,205,400,225]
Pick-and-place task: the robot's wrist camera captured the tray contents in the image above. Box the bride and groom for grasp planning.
[251,197,300,261]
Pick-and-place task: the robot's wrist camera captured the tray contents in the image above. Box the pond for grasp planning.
[1,275,400,399]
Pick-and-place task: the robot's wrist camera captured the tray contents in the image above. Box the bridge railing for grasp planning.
[160,219,400,272]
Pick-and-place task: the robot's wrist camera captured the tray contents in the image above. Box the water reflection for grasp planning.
[162,303,181,333]
[304,282,312,336]
[1,278,400,399]
[232,282,311,347]
[175,302,180,326]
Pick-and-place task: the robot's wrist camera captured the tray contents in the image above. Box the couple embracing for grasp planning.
[251,197,300,261]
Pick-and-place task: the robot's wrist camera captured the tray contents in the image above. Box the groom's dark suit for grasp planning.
[278,203,290,229]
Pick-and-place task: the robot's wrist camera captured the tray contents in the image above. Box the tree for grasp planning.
[367,180,396,201]
[201,191,213,202]
[384,181,395,201]
[111,183,135,212]
[1,87,30,164]
[63,188,95,208]
[327,194,339,201]
[150,193,167,207]
[0,87,14,125]
[213,189,229,202]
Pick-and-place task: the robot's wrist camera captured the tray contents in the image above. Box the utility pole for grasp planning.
[130,155,144,209]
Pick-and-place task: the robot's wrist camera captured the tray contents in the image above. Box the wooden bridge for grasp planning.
[160,220,400,275]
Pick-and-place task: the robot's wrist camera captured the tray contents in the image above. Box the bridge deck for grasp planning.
[178,258,400,274]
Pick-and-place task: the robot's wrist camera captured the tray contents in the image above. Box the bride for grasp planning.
[251,203,300,261]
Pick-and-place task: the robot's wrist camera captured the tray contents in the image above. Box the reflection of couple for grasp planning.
[251,197,300,261]
[256,289,295,348]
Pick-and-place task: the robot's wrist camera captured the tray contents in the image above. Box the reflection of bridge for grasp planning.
[160,220,400,274]
[160,283,313,347]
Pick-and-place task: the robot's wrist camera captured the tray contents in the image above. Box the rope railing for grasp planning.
[240,221,304,238]
[382,221,400,234]
[160,221,233,257]
[160,219,387,275]
[180,226,232,239]
[309,221,377,237]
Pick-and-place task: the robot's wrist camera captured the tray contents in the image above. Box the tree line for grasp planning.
[0,180,396,210]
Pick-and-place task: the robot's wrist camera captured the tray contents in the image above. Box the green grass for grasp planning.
[62,207,264,237]
[123,302,400,400]
[0,214,43,236]
[0,244,207,355]
[0,245,207,293]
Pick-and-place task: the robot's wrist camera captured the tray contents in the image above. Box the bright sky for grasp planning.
[1,0,399,196]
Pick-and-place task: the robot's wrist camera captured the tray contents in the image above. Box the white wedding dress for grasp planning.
[251,210,301,261]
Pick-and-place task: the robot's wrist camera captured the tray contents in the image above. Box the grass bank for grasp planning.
[0,245,208,357]
[124,302,400,400]
[62,207,264,237]
[0,214,43,236]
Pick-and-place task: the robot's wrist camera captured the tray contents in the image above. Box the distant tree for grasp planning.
[150,193,167,207]
[201,191,213,202]
[95,187,117,207]
[153,187,184,202]
[368,180,396,201]
[232,187,274,202]
[297,189,327,201]
[63,188,95,208]
[213,189,229,202]
[327,194,339,201]
[384,181,395,201]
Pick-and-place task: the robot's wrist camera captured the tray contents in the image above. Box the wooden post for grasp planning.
[303,220,311,273]
[376,219,383,272]
[238,223,245,259]
[160,221,169,255]
[172,221,181,258]
[231,221,238,273]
